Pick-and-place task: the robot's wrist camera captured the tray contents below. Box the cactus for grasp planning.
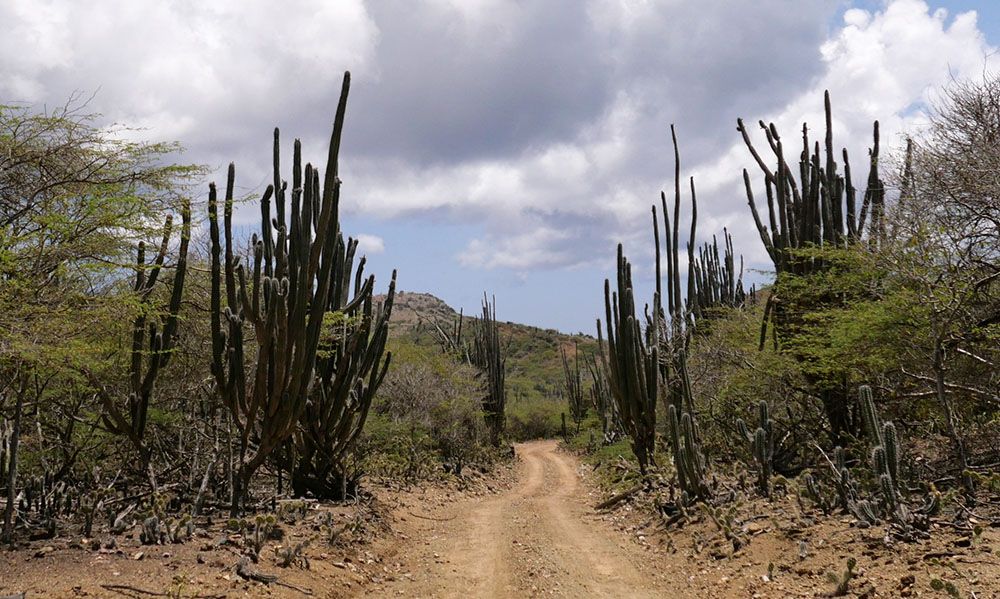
[737,400,774,497]
[600,245,658,475]
[244,514,278,561]
[702,503,746,552]
[274,540,309,569]
[561,342,587,431]
[667,401,711,503]
[801,472,837,514]
[601,125,740,481]
[690,228,749,321]
[739,91,886,273]
[140,516,162,545]
[585,352,622,444]
[857,385,910,526]
[207,72,392,512]
[739,92,889,440]
[87,200,190,488]
[290,268,396,500]
[825,557,858,596]
[469,294,507,447]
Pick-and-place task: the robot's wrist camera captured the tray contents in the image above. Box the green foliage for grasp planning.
[366,337,493,477]
[506,399,566,441]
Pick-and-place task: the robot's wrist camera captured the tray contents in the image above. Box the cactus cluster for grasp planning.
[208,72,394,510]
[858,385,909,526]
[737,400,774,497]
[600,125,746,485]
[140,495,192,545]
[585,352,622,444]
[600,245,659,475]
[739,91,886,276]
[560,342,588,431]
[469,294,507,447]
[290,266,396,500]
[798,386,935,537]
[666,389,710,502]
[701,503,747,552]
[690,228,750,320]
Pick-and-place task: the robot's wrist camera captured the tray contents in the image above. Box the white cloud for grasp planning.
[2,0,997,285]
[459,226,572,270]
[0,0,377,149]
[351,0,999,275]
[355,234,385,255]
[696,0,999,269]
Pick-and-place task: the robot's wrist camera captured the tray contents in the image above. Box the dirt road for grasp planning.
[371,440,671,598]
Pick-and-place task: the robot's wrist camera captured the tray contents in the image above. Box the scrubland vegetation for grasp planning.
[0,69,998,597]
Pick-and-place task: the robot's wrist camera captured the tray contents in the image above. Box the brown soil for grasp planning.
[3,440,999,597]
[369,440,670,597]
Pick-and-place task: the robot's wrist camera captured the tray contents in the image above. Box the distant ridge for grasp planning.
[375,290,599,404]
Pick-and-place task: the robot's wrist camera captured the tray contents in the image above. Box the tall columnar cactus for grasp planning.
[561,342,587,431]
[209,72,377,514]
[739,91,886,275]
[585,348,622,443]
[290,258,396,500]
[89,200,190,487]
[601,244,659,475]
[667,404,710,503]
[857,385,909,524]
[602,125,744,480]
[690,228,748,319]
[737,400,774,497]
[470,294,506,447]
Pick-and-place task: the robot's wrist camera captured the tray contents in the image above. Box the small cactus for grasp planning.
[825,556,857,596]
[737,400,773,497]
[274,540,309,569]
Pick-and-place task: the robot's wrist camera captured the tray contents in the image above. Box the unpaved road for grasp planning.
[371,440,672,598]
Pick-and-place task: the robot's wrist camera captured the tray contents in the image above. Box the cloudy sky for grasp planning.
[3,0,998,333]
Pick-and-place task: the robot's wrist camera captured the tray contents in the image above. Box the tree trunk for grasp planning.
[934,341,973,496]
[3,379,26,546]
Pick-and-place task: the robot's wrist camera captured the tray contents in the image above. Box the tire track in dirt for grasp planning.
[370,440,671,598]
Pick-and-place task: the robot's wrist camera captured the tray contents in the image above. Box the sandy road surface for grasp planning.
[371,440,672,598]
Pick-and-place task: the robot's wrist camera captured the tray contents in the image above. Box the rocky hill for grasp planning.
[380,290,599,405]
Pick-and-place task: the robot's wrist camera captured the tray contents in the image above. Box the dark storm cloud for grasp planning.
[349,0,613,165]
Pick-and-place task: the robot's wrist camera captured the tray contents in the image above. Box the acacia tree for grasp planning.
[0,100,198,543]
[738,91,887,442]
[884,77,1000,492]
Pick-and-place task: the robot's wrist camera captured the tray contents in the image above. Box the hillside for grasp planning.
[383,290,599,405]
